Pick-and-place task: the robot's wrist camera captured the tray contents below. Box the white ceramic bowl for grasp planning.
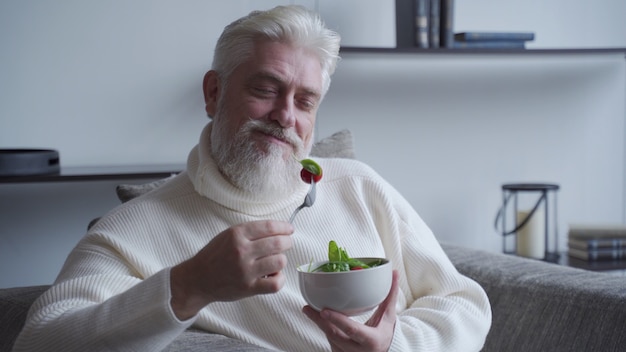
[297,257,392,316]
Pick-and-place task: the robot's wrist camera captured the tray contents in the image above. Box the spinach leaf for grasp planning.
[311,241,381,272]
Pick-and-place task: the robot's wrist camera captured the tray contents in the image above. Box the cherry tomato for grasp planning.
[300,168,322,184]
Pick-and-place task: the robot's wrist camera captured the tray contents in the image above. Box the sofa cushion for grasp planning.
[165,329,275,352]
[441,243,626,352]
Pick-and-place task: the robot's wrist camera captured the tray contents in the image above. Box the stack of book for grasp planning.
[413,0,535,50]
[453,31,535,49]
[414,0,455,48]
[567,225,626,261]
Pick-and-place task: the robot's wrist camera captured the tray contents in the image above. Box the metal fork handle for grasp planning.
[289,204,306,224]
[289,180,316,224]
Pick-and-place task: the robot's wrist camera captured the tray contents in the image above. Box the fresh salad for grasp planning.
[309,241,384,272]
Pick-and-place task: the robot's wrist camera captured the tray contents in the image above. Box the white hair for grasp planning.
[211,5,341,98]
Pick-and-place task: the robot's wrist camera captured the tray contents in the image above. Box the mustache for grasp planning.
[243,119,303,150]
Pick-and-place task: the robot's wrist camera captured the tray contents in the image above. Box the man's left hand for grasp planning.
[302,270,400,352]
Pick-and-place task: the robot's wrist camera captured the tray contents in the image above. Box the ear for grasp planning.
[203,70,220,117]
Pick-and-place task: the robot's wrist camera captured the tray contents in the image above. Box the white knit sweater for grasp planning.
[13,124,491,352]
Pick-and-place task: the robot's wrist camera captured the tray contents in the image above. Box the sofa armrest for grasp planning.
[0,285,50,351]
[441,243,626,352]
[0,285,276,352]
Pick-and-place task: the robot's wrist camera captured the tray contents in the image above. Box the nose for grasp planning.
[269,96,296,128]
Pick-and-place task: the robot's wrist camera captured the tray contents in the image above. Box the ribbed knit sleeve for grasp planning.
[12,267,194,352]
[388,211,492,351]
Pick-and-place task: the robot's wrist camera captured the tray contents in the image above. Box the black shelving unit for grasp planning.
[386,0,626,57]
[0,164,184,184]
[340,47,626,56]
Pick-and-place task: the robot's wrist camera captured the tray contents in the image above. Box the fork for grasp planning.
[289,179,317,224]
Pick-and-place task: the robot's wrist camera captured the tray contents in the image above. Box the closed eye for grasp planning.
[296,92,320,112]
[247,72,282,98]
[251,86,278,98]
[297,98,316,111]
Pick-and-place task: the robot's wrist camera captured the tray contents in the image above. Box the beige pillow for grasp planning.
[115,129,355,203]
[115,175,176,203]
[310,129,356,159]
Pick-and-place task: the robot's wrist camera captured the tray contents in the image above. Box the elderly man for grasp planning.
[13,5,491,352]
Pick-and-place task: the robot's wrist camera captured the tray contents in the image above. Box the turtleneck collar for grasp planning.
[186,122,310,217]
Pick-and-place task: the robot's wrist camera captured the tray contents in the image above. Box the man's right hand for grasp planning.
[169,220,294,320]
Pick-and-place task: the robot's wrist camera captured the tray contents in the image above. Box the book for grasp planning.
[453,41,526,49]
[568,247,626,261]
[439,0,454,48]
[566,255,626,271]
[454,32,535,42]
[429,0,440,48]
[414,0,430,48]
[568,237,626,250]
[568,224,626,239]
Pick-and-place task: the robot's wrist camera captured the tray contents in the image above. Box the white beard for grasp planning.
[211,116,311,199]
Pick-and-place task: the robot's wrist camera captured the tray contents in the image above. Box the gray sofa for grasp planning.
[4,131,626,351]
[2,243,626,352]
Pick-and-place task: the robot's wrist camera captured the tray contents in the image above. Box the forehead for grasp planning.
[237,40,323,93]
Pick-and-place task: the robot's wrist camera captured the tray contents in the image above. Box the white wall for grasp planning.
[1,0,626,288]
[317,52,626,251]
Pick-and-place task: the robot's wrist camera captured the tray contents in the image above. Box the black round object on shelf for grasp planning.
[0,149,60,177]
